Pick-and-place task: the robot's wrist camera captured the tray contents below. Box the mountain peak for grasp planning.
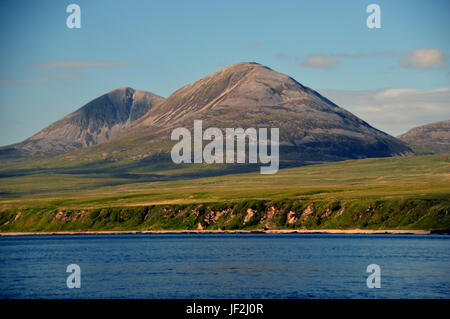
[109,86,134,95]
[133,62,314,127]
[2,63,412,163]
[398,119,450,153]
[1,87,164,155]
[122,63,412,163]
[217,61,265,72]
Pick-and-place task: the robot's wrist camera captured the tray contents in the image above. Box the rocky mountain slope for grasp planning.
[1,87,164,155]
[90,62,412,163]
[398,120,450,154]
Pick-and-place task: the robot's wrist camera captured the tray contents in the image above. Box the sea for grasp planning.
[0,233,449,298]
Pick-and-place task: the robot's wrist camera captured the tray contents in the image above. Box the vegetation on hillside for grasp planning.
[0,154,448,232]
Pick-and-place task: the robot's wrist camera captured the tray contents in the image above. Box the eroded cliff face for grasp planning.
[1,198,448,232]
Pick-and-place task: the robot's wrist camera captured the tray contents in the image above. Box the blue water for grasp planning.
[0,234,449,298]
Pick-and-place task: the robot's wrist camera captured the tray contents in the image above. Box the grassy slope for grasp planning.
[0,154,449,231]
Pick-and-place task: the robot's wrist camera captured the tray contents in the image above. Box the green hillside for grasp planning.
[0,154,449,232]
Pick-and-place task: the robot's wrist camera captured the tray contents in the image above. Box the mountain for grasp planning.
[398,120,450,154]
[85,62,411,164]
[1,87,164,156]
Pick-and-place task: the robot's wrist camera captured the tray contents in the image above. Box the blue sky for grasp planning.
[1,0,449,145]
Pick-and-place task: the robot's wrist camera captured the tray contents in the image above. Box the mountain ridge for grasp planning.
[94,62,412,163]
[1,87,164,155]
[1,62,413,165]
[398,119,450,154]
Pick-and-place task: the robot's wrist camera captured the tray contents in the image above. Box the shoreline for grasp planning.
[0,229,433,236]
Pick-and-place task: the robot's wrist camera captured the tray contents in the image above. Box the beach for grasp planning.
[0,228,431,236]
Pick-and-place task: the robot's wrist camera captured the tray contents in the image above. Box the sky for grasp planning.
[0,0,449,146]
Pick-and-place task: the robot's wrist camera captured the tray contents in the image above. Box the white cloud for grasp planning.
[400,49,446,70]
[319,87,450,136]
[301,55,339,69]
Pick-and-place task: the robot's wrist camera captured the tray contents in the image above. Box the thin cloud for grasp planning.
[301,52,396,69]
[301,55,339,69]
[301,49,446,71]
[45,72,83,80]
[0,77,28,86]
[0,72,82,86]
[248,42,261,48]
[30,60,131,69]
[330,52,396,59]
[319,87,450,136]
[275,53,286,60]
